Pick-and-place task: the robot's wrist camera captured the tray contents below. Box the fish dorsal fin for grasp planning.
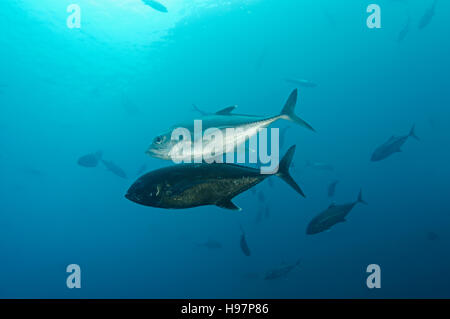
[215,105,237,115]
[216,199,241,211]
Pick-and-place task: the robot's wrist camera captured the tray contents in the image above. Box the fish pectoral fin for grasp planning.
[216,199,242,211]
[215,105,237,115]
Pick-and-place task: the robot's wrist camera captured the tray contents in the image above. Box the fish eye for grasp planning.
[154,136,164,144]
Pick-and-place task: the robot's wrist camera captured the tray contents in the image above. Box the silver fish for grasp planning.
[147,89,314,162]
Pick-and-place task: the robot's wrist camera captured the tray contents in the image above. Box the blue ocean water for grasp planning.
[1,0,449,298]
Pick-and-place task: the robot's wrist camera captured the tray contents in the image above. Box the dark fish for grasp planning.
[418,0,438,30]
[265,259,301,280]
[306,161,334,171]
[77,151,102,168]
[371,125,419,161]
[328,180,339,197]
[306,189,367,235]
[426,231,440,241]
[197,239,222,249]
[397,15,411,43]
[126,145,305,210]
[142,0,168,13]
[240,227,251,257]
[101,159,127,179]
[279,126,290,149]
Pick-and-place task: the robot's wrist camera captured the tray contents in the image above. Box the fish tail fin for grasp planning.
[279,89,315,132]
[409,124,420,141]
[357,189,368,205]
[276,145,306,197]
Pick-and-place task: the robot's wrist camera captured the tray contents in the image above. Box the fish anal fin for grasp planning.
[216,199,241,211]
[215,106,237,115]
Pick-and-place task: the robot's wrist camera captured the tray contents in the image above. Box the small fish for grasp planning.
[306,161,334,171]
[126,145,305,210]
[197,239,222,249]
[418,0,438,30]
[265,259,301,280]
[328,180,339,197]
[147,90,314,162]
[240,226,251,257]
[285,78,317,88]
[77,151,102,168]
[306,189,367,235]
[101,159,127,179]
[371,125,419,161]
[142,0,168,13]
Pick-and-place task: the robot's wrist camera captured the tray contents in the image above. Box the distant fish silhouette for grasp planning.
[371,125,419,161]
[418,0,438,30]
[328,180,339,197]
[77,151,102,168]
[142,0,168,13]
[240,226,251,256]
[307,189,367,235]
[101,159,127,179]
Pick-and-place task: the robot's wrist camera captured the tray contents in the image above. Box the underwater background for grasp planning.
[1,0,449,298]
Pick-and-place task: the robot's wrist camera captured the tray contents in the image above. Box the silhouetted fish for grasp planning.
[142,0,168,13]
[265,259,301,280]
[126,146,305,210]
[77,151,102,168]
[240,227,251,256]
[306,189,367,235]
[418,0,438,30]
[101,159,127,179]
[328,180,339,197]
[371,125,419,161]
